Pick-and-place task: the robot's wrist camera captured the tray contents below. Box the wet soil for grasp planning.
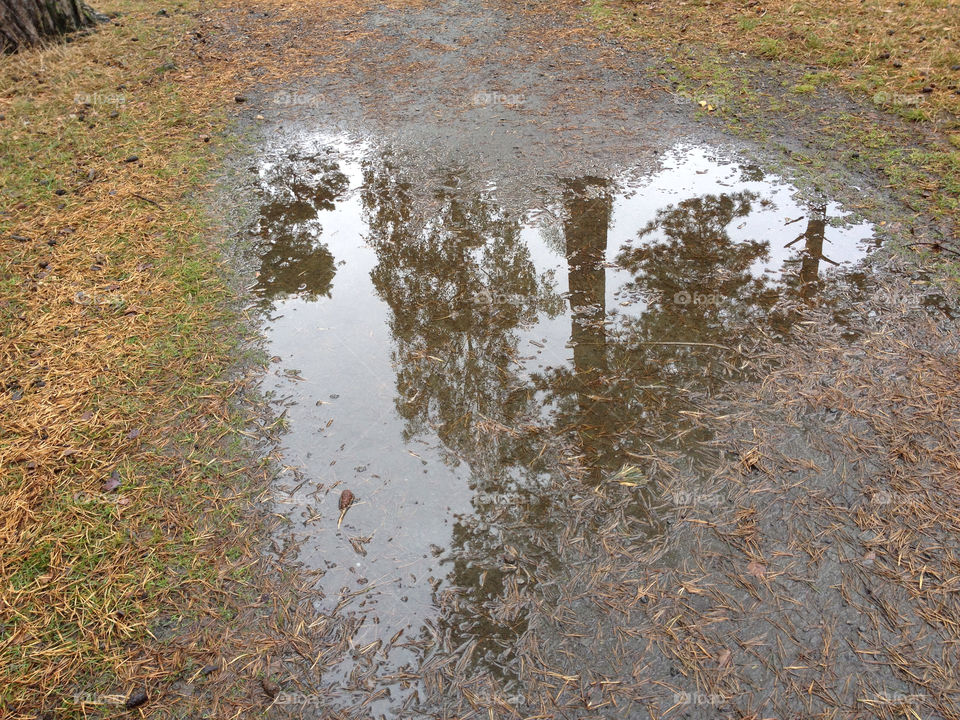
[209,0,960,717]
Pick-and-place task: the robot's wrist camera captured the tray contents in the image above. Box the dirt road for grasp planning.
[212,0,960,717]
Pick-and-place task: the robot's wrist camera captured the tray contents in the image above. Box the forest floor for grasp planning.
[0,0,958,718]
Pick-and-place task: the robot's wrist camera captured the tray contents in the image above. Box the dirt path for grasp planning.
[203,1,960,718]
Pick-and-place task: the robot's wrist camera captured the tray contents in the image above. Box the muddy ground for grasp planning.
[196,0,960,717]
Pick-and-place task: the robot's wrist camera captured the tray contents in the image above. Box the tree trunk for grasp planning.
[1,0,99,52]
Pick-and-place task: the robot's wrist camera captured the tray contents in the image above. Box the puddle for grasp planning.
[246,136,876,715]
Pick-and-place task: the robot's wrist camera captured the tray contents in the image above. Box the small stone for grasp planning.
[125,688,148,709]
[54,189,66,196]
[234,95,247,103]
[260,678,280,697]
[124,155,139,163]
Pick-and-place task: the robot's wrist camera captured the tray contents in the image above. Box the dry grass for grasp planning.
[0,0,387,717]
[590,0,960,235]
[600,0,959,123]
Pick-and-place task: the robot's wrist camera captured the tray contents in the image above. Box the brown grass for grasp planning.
[601,0,959,124]
[0,0,387,716]
[591,0,960,236]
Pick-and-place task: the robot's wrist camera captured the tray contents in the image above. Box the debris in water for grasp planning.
[338,489,354,528]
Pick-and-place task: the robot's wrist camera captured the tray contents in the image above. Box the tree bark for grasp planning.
[1,0,99,52]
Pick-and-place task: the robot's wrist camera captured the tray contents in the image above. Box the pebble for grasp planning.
[125,688,148,709]
[260,678,280,697]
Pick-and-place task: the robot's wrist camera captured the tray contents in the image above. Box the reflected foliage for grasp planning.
[361,154,563,454]
[252,150,349,301]
[255,144,871,715]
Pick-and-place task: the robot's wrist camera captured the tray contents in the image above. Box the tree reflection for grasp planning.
[360,153,571,697]
[615,191,772,346]
[252,150,349,301]
[361,155,563,453]
[781,203,832,301]
[355,158,854,713]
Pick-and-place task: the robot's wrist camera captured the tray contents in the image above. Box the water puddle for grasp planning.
[245,135,876,715]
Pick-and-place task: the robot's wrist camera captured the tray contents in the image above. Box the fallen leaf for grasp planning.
[747,561,767,578]
[102,470,121,492]
[718,649,732,667]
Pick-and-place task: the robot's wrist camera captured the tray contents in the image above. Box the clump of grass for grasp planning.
[756,37,785,59]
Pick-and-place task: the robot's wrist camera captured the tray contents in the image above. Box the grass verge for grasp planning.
[587,0,960,244]
[0,0,420,714]
[1,0,408,712]
[0,2,274,717]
